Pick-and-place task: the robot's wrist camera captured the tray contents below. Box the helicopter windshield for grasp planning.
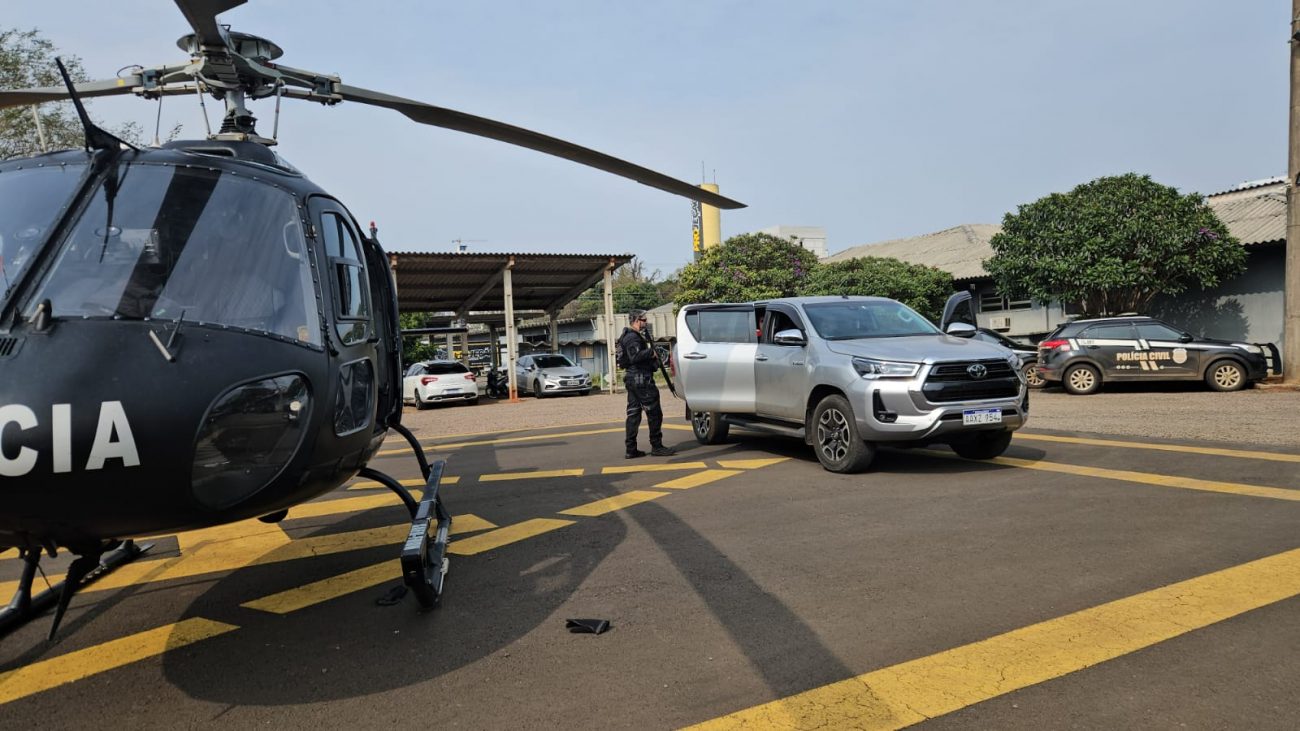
[28,163,321,346]
[0,163,88,303]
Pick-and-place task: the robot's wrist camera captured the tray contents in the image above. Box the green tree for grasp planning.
[799,256,954,322]
[2,28,180,159]
[399,312,440,366]
[674,233,818,306]
[985,173,1246,317]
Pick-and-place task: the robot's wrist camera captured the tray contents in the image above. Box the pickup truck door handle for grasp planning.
[683,352,707,360]
[755,355,769,362]
[792,360,805,366]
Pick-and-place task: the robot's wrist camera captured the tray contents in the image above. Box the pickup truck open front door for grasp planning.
[679,304,757,413]
[755,305,812,422]
[940,291,976,332]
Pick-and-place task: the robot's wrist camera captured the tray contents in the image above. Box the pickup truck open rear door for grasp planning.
[678,304,758,413]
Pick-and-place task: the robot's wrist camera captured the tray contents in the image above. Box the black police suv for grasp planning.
[972,328,1044,388]
[1036,316,1275,395]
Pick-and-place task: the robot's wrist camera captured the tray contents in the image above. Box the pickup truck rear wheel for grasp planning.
[951,430,1013,460]
[690,408,730,444]
[812,395,874,473]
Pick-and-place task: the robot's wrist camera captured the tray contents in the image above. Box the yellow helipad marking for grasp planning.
[478,468,585,482]
[601,462,708,474]
[933,451,1300,502]
[0,515,497,599]
[1016,433,1300,463]
[347,476,460,491]
[717,457,791,469]
[448,518,575,556]
[378,427,624,456]
[655,469,744,490]
[289,493,413,519]
[664,423,693,431]
[559,490,671,517]
[242,561,398,614]
[689,546,1300,730]
[0,617,238,706]
[385,418,620,446]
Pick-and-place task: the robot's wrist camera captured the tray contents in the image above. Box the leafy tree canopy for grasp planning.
[674,233,817,306]
[984,173,1246,317]
[2,27,177,160]
[799,256,954,322]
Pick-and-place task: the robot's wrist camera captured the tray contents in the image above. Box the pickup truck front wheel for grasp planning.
[690,408,730,444]
[811,395,875,473]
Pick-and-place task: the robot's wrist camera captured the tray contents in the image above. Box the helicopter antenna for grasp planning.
[53,57,133,153]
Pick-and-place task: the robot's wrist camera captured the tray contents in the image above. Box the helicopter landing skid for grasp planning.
[0,539,153,640]
[358,455,452,610]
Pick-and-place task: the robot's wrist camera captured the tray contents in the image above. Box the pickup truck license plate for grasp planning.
[962,408,1002,426]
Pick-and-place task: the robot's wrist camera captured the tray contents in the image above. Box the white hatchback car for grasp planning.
[403,360,480,409]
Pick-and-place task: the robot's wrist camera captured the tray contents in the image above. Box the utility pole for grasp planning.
[1287,1,1300,383]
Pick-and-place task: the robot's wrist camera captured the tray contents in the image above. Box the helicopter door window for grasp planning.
[26,164,322,346]
[321,212,371,346]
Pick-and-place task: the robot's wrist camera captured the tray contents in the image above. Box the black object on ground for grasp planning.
[565,618,611,635]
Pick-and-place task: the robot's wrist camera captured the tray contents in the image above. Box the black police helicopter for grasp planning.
[0,0,744,638]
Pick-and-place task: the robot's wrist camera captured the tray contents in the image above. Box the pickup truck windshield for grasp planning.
[0,163,87,304]
[804,300,940,340]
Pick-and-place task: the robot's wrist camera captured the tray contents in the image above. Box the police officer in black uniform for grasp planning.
[619,310,676,458]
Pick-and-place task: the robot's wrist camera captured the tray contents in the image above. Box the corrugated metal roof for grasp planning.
[388,252,634,315]
[826,183,1284,281]
[824,224,1001,281]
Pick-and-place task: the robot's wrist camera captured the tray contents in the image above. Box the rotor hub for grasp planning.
[177,30,283,62]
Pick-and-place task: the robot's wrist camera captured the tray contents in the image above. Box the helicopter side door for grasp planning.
[361,229,403,427]
[311,199,379,439]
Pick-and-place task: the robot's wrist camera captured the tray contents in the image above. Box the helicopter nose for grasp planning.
[191,374,312,509]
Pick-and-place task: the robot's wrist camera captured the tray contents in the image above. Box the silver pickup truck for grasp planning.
[672,293,1028,473]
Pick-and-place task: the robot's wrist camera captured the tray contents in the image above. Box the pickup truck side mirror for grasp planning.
[1179,333,1194,343]
[773,328,806,346]
[945,322,977,338]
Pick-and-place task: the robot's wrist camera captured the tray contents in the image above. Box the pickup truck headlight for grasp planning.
[852,357,920,379]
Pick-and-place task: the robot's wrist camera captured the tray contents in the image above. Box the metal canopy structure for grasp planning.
[386,252,634,399]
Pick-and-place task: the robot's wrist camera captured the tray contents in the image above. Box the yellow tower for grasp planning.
[700,183,722,250]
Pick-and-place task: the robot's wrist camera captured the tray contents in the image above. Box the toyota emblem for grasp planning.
[966,363,988,379]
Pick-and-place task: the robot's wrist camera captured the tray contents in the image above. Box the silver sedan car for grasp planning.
[516,353,592,397]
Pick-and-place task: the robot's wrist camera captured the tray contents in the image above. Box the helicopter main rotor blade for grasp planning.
[0,76,144,110]
[174,0,246,49]
[335,84,746,210]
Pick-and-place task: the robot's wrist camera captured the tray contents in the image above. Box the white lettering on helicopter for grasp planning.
[0,401,140,477]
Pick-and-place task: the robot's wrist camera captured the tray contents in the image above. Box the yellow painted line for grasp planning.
[689,545,1300,731]
[290,493,413,519]
[717,457,791,469]
[347,476,460,491]
[478,468,585,482]
[559,490,671,517]
[664,423,693,431]
[448,518,575,556]
[927,450,1300,503]
[0,515,497,599]
[601,462,708,474]
[387,418,620,446]
[1016,432,1300,464]
[242,561,397,614]
[378,427,624,456]
[0,617,238,706]
[654,469,744,490]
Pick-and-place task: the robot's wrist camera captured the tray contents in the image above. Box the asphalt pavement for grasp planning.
[1,394,1299,729]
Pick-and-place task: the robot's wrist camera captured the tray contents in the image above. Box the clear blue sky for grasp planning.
[5,1,1288,276]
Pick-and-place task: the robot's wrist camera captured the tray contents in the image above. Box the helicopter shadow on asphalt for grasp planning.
[157,428,627,705]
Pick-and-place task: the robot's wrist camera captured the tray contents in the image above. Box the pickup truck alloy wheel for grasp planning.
[1063,363,1100,395]
[811,395,874,473]
[690,408,730,444]
[1206,360,1246,392]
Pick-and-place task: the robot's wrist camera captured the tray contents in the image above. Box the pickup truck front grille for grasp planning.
[922,359,1019,403]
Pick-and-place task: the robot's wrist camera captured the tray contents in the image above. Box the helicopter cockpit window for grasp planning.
[27,164,321,346]
[0,164,87,304]
[320,212,371,346]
